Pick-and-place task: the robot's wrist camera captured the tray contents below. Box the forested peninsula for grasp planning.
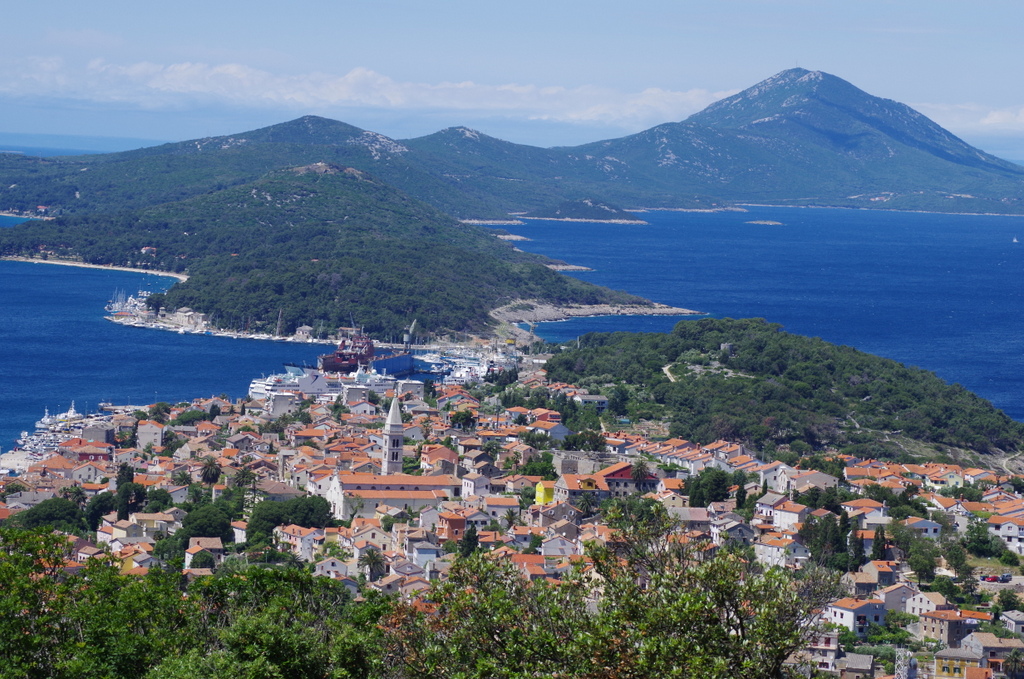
[0,164,646,336]
[544,318,1024,459]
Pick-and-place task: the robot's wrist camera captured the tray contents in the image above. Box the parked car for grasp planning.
[1000,573,1013,583]
[984,576,1000,582]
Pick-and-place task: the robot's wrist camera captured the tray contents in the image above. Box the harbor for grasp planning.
[3,326,521,463]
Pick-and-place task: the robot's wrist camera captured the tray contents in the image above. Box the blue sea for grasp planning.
[509,207,1024,420]
[3,206,1024,450]
[0,214,329,450]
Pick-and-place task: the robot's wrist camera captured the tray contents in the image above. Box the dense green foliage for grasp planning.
[0,164,643,336]
[0,528,380,679]
[543,317,1024,455]
[246,495,334,548]
[382,498,844,678]
[7,498,87,535]
[2,501,843,679]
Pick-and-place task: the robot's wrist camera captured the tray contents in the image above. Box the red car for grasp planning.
[984,576,1000,582]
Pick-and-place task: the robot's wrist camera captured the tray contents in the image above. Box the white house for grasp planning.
[823,598,886,637]
[753,536,810,569]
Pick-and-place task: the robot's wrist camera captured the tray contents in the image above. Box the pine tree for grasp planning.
[116,462,134,488]
[848,528,866,571]
[459,524,479,558]
[871,524,887,561]
[836,511,850,554]
[735,484,747,512]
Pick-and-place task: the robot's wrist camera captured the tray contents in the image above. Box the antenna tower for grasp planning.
[895,647,911,679]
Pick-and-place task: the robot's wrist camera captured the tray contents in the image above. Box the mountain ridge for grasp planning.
[1,69,1021,217]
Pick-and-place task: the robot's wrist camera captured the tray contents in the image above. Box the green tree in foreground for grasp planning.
[1005,648,1024,679]
[1,502,844,679]
[382,498,844,679]
[0,527,380,679]
[189,550,216,570]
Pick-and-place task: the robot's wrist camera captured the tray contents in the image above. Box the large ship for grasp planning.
[317,329,419,377]
[318,330,375,373]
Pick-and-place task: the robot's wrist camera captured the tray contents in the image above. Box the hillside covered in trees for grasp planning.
[0,163,645,336]
[543,318,1024,458]
[1,497,842,679]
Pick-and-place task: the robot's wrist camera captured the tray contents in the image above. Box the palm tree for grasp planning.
[1006,648,1024,679]
[358,549,386,582]
[61,485,87,508]
[631,458,652,487]
[232,467,257,509]
[576,492,597,517]
[232,467,255,490]
[171,469,192,486]
[503,507,520,530]
[199,456,221,494]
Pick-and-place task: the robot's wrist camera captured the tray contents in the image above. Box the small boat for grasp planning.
[1014,237,1019,243]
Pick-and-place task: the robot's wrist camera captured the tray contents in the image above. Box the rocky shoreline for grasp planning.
[518,216,648,225]
[545,264,594,272]
[460,219,525,225]
[491,299,704,324]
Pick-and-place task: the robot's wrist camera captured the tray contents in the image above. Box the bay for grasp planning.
[4,206,1024,451]
[511,207,1024,421]
[0,236,327,450]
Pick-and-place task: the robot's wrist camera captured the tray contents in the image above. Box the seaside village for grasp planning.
[11,355,1024,679]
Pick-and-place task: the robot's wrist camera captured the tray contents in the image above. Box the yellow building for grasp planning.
[535,480,555,505]
[932,647,982,678]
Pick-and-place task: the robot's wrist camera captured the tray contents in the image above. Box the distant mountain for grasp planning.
[2,69,1019,217]
[0,116,514,219]
[579,68,1024,212]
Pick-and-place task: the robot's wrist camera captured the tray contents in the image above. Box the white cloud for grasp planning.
[914,101,1024,133]
[980,108,1024,128]
[0,56,733,129]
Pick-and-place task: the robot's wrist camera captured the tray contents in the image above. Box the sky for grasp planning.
[2,1,1024,158]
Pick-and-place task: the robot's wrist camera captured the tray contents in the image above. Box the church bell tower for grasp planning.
[382,396,404,475]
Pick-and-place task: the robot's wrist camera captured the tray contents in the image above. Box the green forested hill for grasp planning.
[0,117,514,219]
[543,318,1024,457]
[0,164,643,335]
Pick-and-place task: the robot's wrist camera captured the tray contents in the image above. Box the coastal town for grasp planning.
[5,338,1024,679]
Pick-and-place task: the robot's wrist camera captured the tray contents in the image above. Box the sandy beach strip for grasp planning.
[2,256,188,282]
